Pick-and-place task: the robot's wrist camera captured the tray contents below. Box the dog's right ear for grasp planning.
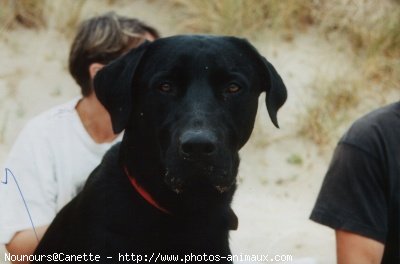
[94,41,150,134]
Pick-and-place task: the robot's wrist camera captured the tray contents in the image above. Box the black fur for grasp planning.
[34,35,287,263]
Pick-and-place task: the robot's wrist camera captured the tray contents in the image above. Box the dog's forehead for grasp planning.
[144,35,254,70]
[152,35,235,53]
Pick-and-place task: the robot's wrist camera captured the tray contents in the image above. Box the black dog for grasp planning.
[34,35,286,263]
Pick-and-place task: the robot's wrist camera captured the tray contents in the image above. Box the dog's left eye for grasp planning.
[225,83,241,94]
[158,82,172,93]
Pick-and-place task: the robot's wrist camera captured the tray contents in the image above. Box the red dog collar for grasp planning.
[124,166,171,215]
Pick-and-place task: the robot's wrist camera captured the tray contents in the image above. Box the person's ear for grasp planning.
[89,63,105,80]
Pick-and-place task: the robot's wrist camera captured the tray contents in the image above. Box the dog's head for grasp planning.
[94,35,286,197]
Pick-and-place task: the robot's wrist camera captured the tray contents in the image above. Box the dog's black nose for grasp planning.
[179,130,217,158]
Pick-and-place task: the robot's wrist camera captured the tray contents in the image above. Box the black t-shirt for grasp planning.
[310,102,400,263]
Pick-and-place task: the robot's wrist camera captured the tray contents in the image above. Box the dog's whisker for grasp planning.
[173,188,182,194]
[215,185,230,193]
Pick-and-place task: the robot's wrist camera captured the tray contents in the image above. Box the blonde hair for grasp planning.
[69,12,159,96]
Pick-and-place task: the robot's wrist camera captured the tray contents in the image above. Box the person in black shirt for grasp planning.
[310,102,399,263]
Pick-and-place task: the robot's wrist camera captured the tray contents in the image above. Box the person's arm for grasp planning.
[1,118,57,261]
[5,225,48,264]
[336,230,384,264]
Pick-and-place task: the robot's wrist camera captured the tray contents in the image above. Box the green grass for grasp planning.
[169,0,313,38]
[298,76,361,146]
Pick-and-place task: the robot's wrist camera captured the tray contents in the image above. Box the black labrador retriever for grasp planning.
[34,35,287,263]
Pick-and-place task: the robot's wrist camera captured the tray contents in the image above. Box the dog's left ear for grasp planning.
[227,37,287,128]
[94,41,150,133]
[261,57,287,128]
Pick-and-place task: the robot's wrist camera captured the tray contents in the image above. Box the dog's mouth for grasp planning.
[164,172,236,194]
[164,170,236,194]
[163,153,238,195]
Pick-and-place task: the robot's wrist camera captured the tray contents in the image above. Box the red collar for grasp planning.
[123,166,238,230]
[124,166,171,215]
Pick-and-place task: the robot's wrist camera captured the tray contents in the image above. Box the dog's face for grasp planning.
[94,35,286,196]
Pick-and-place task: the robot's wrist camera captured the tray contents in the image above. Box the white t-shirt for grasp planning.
[0,98,122,244]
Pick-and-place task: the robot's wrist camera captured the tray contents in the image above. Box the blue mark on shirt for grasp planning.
[1,168,39,242]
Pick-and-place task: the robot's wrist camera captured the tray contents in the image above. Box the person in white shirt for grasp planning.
[0,12,159,261]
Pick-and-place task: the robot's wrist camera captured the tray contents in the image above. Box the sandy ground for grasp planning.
[3,1,395,263]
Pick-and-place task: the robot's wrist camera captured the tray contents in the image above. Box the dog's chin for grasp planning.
[164,171,237,214]
[163,163,237,195]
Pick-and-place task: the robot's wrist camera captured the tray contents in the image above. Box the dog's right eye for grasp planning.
[158,82,172,93]
[226,83,241,93]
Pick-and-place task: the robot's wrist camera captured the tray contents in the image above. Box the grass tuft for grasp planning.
[0,0,46,30]
[0,0,86,36]
[169,0,313,37]
[44,0,85,37]
[315,0,400,58]
[298,76,361,146]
